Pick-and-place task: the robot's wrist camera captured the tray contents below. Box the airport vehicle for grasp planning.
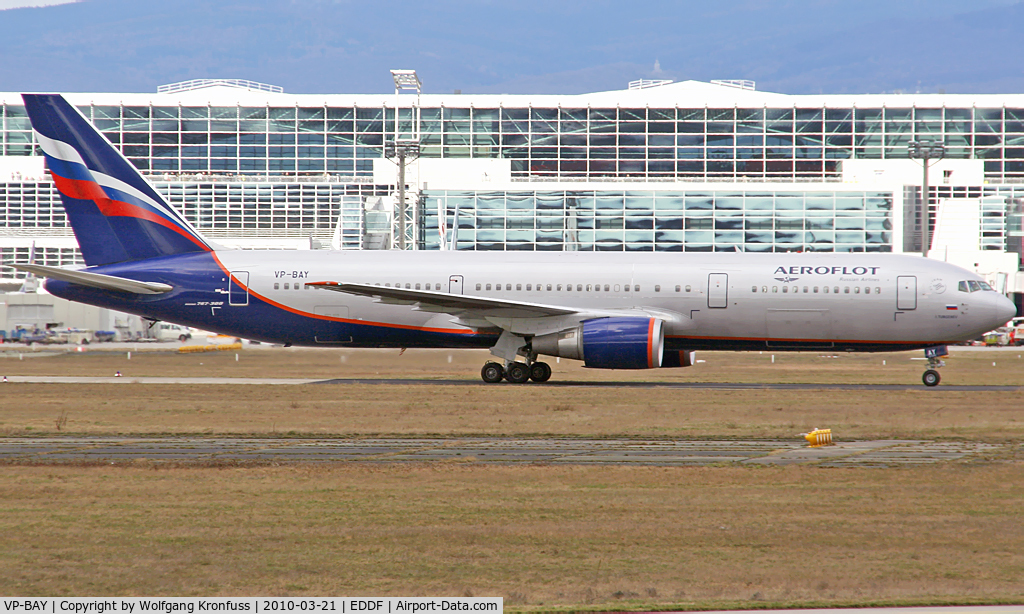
[1009,317,1024,346]
[4,94,1019,385]
[16,329,52,345]
[983,329,1011,346]
[151,322,192,342]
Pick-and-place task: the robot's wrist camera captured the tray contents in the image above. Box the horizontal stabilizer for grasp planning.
[4,263,173,295]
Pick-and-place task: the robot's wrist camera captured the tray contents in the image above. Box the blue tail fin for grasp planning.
[22,94,211,266]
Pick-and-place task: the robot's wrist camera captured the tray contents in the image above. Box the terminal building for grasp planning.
[1,76,1022,316]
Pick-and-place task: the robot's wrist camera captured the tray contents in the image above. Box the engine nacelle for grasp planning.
[661,349,696,368]
[531,317,664,369]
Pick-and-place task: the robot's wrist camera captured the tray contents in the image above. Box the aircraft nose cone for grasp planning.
[998,296,1018,323]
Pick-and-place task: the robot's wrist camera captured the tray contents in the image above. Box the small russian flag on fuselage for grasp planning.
[946,304,959,311]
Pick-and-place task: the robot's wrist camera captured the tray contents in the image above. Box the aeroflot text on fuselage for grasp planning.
[775,266,882,276]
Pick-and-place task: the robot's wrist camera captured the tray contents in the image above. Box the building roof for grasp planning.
[4,80,1024,108]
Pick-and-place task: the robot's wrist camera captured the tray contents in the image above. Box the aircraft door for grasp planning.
[449,275,464,294]
[897,276,917,310]
[229,271,249,306]
[708,273,728,308]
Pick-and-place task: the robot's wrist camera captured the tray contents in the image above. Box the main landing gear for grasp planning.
[480,359,552,384]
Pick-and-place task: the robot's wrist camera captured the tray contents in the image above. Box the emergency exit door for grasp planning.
[897,275,917,310]
[708,273,728,308]
[449,275,464,294]
[229,271,249,306]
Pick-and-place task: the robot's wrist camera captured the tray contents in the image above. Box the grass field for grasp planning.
[1,348,1023,441]
[1,346,1022,609]
[2,383,1024,442]
[1,464,1022,608]
[3,344,1024,385]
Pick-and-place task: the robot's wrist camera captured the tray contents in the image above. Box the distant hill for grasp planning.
[1,0,1022,95]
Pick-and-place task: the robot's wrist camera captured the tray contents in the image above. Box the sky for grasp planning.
[0,0,73,8]
[1,0,1022,96]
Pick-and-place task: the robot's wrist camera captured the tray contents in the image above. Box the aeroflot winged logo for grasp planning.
[21,93,211,266]
[773,265,882,284]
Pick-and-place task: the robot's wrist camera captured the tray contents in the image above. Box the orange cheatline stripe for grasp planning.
[666,334,956,345]
[209,253,487,336]
[647,318,655,368]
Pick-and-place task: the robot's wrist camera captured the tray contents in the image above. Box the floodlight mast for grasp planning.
[908,140,946,258]
[389,70,422,250]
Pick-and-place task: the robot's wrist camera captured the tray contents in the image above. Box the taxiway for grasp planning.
[0,436,1003,467]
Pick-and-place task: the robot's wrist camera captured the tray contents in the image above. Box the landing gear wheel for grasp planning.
[505,361,531,384]
[481,362,505,384]
[922,369,941,387]
[529,361,552,383]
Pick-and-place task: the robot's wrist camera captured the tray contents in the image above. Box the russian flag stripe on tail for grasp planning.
[22,94,211,266]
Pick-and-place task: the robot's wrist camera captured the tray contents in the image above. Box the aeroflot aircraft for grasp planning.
[7,94,1018,386]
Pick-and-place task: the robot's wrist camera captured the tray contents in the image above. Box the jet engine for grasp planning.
[531,317,664,369]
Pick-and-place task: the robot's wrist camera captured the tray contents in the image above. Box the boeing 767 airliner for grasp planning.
[5,94,1017,385]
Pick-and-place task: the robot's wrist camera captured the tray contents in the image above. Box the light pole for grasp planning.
[908,140,946,257]
[389,70,421,250]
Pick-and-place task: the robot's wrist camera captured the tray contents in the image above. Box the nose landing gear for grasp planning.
[922,345,948,387]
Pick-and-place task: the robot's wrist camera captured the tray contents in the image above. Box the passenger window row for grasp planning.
[282,280,705,295]
[753,285,882,295]
[475,282,644,292]
[372,283,443,290]
[470,283,697,293]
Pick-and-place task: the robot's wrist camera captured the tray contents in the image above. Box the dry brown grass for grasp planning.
[0,346,1022,441]
[1,345,1024,385]
[0,383,1022,441]
[0,463,1021,608]
[2,346,1023,609]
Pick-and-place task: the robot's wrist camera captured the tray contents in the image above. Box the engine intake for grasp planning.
[532,317,664,369]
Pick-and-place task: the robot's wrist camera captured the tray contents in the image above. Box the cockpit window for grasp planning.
[978,281,994,291]
[968,280,982,292]
[958,281,969,293]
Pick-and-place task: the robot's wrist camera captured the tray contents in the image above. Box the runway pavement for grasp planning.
[2,375,322,384]
[313,378,1023,391]
[2,374,1022,390]
[0,436,1003,466]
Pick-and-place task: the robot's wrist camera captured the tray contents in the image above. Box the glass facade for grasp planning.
[0,245,82,270]
[2,84,1024,279]
[0,180,389,235]
[421,189,894,253]
[4,98,1024,182]
[0,180,391,276]
[980,187,1024,258]
[900,185,1024,254]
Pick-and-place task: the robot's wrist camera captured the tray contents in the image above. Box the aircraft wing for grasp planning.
[3,263,173,295]
[307,281,691,341]
[307,281,577,318]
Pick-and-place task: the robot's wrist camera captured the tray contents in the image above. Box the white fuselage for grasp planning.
[203,250,1012,350]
